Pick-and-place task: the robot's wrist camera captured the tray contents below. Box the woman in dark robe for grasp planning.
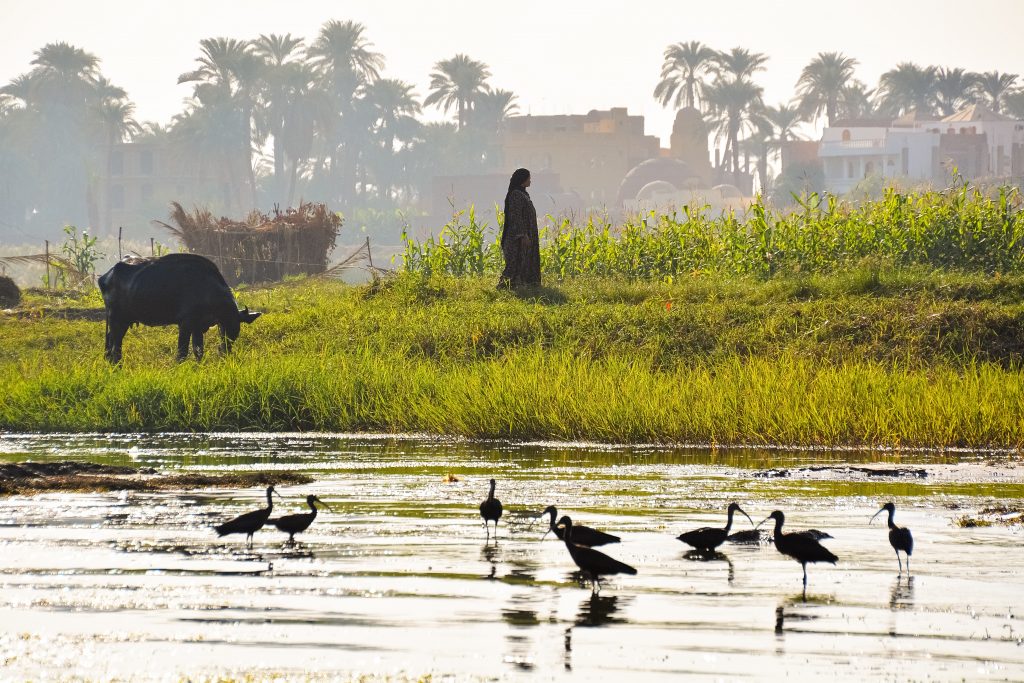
[499,168,541,288]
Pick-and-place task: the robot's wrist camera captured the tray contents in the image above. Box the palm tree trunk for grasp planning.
[273,133,286,206]
[287,158,300,208]
[104,134,114,236]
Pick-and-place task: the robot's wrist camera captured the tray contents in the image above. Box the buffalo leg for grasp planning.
[191,327,205,361]
[176,326,191,362]
[106,320,128,363]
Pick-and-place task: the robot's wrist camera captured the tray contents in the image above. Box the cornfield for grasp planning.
[401,185,1024,279]
[159,202,342,285]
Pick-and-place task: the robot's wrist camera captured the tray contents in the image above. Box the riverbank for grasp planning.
[2,268,1023,446]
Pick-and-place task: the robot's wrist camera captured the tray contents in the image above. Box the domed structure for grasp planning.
[636,181,678,202]
[712,184,743,199]
[617,158,691,203]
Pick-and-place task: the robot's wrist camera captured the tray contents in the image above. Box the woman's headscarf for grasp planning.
[502,168,531,237]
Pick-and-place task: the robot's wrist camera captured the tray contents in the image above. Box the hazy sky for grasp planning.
[2,0,1023,144]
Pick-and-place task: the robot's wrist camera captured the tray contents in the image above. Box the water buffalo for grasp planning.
[98,253,261,362]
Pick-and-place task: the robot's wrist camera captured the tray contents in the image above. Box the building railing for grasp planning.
[820,139,885,150]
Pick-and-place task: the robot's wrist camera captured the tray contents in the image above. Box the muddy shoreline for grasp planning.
[0,460,312,496]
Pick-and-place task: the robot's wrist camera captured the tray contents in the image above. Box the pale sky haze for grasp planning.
[2,0,1023,144]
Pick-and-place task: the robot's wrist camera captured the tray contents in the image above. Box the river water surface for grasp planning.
[1,433,1022,681]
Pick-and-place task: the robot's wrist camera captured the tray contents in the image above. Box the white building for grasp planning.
[819,104,1024,194]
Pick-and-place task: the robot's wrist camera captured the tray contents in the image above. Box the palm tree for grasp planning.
[308,20,384,204]
[706,77,764,179]
[253,33,307,205]
[471,88,519,132]
[3,42,119,229]
[362,78,421,152]
[653,41,719,111]
[715,47,769,81]
[934,67,979,116]
[171,83,245,211]
[795,52,859,126]
[837,80,876,119]
[424,54,492,130]
[973,71,1019,113]
[877,62,937,117]
[1005,90,1024,120]
[94,94,140,233]
[751,103,805,192]
[178,37,263,209]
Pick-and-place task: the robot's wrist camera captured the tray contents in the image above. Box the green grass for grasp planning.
[2,268,1023,447]
[402,185,1024,278]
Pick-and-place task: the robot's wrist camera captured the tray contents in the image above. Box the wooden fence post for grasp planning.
[150,237,155,257]
[365,236,374,270]
[44,240,50,290]
[118,226,123,260]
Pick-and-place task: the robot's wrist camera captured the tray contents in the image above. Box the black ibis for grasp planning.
[479,478,503,539]
[726,528,768,544]
[728,528,830,545]
[560,516,636,591]
[541,506,620,547]
[214,485,283,546]
[871,501,914,574]
[268,494,332,544]
[760,510,838,588]
[677,502,754,552]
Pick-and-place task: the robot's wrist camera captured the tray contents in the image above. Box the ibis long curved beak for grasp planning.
[869,508,884,525]
[738,507,755,527]
[273,489,284,500]
[755,515,771,530]
[315,497,333,512]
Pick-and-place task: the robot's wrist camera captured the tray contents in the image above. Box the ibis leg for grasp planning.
[802,564,808,586]
[896,549,903,574]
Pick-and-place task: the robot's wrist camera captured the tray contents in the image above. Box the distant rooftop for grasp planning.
[941,103,1016,123]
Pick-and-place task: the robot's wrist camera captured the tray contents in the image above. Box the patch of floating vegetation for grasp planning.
[953,504,1024,527]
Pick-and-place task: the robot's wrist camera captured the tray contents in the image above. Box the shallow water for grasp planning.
[0,433,1022,681]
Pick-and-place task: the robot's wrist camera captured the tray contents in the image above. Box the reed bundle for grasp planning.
[158,202,342,285]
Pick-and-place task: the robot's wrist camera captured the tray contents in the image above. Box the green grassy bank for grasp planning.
[1,268,1023,447]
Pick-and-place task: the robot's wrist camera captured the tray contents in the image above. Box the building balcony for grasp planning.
[819,139,888,156]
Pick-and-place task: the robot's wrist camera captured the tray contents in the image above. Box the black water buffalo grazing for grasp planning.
[98,254,261,363]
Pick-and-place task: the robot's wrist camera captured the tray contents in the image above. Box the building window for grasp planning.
[141,184,153,202]
[847,161,855,178]
[841,129,851,141]
[140,150,154,175]
[111,185,125,210]
[110,151,123,176]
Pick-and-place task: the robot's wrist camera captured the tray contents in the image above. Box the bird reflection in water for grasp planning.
[890,574,915,608]
[481,542,499,579]
[564,593,630,671]
[888,575,915,637]
[774,592,830,652]
[682,549,736,584]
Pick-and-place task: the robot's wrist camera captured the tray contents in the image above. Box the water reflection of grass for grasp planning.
[3,272,1024,446]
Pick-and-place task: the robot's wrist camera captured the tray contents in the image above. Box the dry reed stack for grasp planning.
[159,202,342,285]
